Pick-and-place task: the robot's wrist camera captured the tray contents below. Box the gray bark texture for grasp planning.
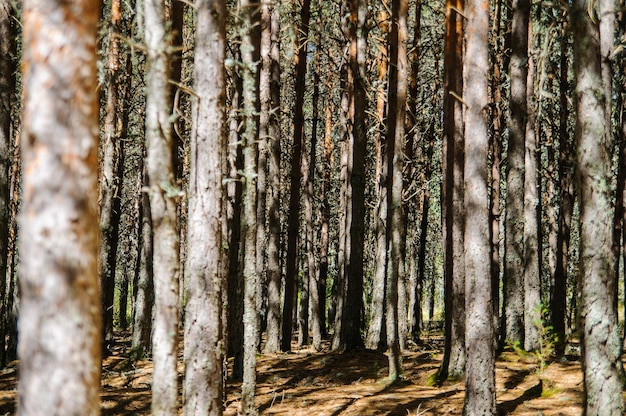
[264,0,282,354]
[0,0,14,367]
[503,0,529,348]
[462,0,496,413]
[18,1,102,414]
[100,0,124,349]
[572,0,625,414]
[385,0,409,381]
[183,0,227,414]
[131,168,154,359]
[144,0,181,413]
[239,1,260,413]
[523,22,541,352]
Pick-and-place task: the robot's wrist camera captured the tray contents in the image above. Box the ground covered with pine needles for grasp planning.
[0,330,621,415]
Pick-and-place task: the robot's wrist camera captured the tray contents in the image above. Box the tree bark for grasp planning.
[462,0,496,413]
[282,0,311,352]
[144,0,181,412]
[572,0,625,413]
[552,22,573,356]
[438,0,465,382]
[343,0,368,351]
[264,0,282,354]
[523,18,541,352]
[0,0,15,368]
[131,165,154,360]
[503,0,529,349]
[18,1,102,414]
[100,0,125,353]
[183,0,227,414]
[365,0,389,353]
[239,1,260,413]
[385,0,408,381]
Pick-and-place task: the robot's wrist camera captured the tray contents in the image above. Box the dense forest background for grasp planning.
[1,0,626,414]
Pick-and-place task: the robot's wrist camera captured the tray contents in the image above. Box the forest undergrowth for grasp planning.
[0,329,621,415]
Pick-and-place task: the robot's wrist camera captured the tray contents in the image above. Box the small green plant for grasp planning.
[532,304,557,375]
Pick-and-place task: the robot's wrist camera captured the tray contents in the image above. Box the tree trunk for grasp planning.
[572,0,625,412]
[365,0,389,353]
[239,1,260,413]
[183,0,227,414]
[304,11,322,346]
[256,0,271,350]
[489,0,504,341]
[317,100,333,344]
[552,22,573,357]
[342,0,368,351]
[100,0,125,353]
[18,1,102,414]
[385,0,408,381]
[226,50,244,376]
[407,0,424,345]
[264,0,282,354]
[438,0,465,382]
[131,166,154,360]
[503,0,529,349]
[0,0,15,368]
[282,0,311,352]
[462,0,496,413]
[144,0,181,412]
[523,19,541,352]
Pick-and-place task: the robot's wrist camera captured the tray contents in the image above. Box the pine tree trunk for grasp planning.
[304,18,322,346]
[503,0,529,349]
[264,0,282,354]
[183,1,226,414]
[256,0,270,350]
[282,0,311,352]
[131,164,154,360]
[0,0,15,368]
[552,23,573,356]
[226,54,244,376]
[489,0,504,339]
[19,1,102,413]
[100,0,125,352]
[144,0,181,412]
[523,19,541,352]
[573,0,625,412]
[385,0,408,381]
[239,1,260,413]
[438,0,465,382]
[365,1,389,353]
[462,0,496,412]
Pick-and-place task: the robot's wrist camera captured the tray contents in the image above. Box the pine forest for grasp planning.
[0,0,626,414]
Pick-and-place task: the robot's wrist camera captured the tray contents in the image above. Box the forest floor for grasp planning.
[0,329,622,415]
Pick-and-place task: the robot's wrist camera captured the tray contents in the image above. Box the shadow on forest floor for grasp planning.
[0,331,622,415]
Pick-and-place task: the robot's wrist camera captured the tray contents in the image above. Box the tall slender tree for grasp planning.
[523,17,541,352]
[183,0,227,414]
[18,0,102,414]
[551,21,573,356]
[100,0,126,353]
[0,0,15,367]
[438,0,465,382]
[144,0,181,412]
[463,0,496,412]
[282,0,312,352]
[336,0,368,352]
[264,0,282,354]
[239,0,261,413]
[366,0,390,353]
[385,0,408,381]
[503,0,529,348]
[572,0,625,413]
